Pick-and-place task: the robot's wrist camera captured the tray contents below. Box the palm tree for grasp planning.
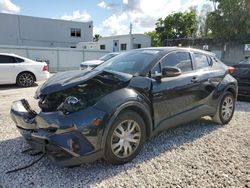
[93,34,102,42]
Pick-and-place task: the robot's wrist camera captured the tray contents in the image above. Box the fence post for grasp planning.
[82,49,85,62]
[57,48,60,72]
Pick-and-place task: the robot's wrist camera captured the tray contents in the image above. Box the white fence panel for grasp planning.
[58,49,83,71]
[28,48,58,71]
[0,45,27,57]
[0,45,110,72]
[84,50,108,61]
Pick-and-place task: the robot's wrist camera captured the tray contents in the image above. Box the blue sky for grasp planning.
[0,0,213,36]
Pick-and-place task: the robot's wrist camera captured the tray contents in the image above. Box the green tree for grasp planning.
[155,11,197,45]
[207,0,250,43]
[144,31,160,47]
[93,34,102,42]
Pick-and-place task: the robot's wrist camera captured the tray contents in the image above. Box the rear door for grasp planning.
[0,55,21,84]
[151,51,202,128]
[191,53,224,111]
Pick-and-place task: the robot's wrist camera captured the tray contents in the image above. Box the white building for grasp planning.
[77,34,151,52]
[0,13,93,48]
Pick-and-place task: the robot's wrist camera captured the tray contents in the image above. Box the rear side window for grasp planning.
[15,57,24,63]
[161,52,192,72]
[194,53,209,69]
[0,55,17,64]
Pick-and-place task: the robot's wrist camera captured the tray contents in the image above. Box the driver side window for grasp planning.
[161,52,193,72]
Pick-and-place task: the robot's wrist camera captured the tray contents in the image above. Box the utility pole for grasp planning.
[129,23,133,50]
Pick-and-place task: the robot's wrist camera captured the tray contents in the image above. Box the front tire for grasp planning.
[104,110,146,164]
[17,72,35,87]
[212,91,235,125]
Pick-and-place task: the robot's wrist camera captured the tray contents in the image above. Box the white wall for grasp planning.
[0,45,109,72]
[0,13,93,48]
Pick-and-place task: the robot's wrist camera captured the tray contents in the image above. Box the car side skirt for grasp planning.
[152,104,215,137]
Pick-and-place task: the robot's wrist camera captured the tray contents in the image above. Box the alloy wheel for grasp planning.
[221,96,234,121]
[18,73,34,87]
[111,120,141,158]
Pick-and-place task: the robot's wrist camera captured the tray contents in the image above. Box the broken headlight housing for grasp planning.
[57,96,86,114]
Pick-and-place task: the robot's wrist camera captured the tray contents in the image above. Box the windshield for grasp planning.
[239,58,250,65]
[96,50,161,76]
[99,53,117,61]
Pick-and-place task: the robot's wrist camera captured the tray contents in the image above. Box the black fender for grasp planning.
[93,88,153,150]
[212,74,238,110]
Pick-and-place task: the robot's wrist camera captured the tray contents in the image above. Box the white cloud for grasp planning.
[61,10,91,22]
[100,13,128,35]
[0,0,20,14]
[123,0,204,29]
[98,1,109,9]
[97,0,212,36]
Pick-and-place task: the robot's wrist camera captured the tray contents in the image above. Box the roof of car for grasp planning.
[137,47,215,56]
[0,53,16,56]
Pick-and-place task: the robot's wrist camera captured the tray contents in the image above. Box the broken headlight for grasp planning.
[57,96,85,114]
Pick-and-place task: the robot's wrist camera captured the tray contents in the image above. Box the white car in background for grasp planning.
[80,52,119,70]
[0,53,50,87]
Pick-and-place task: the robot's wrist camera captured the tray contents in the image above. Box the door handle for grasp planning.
[154,93,163,97]
[191,77,199,83]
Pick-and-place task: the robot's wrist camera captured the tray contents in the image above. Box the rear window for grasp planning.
[194,53,209,69]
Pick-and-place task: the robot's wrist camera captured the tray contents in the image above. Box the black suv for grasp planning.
[11,47,237,167]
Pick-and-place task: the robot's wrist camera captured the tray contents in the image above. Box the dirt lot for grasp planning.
[0,82,249,187]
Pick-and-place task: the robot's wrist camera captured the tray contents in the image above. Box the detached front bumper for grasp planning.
[10,100,105,167]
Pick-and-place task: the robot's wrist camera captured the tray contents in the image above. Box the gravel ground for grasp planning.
[0,83,249,188]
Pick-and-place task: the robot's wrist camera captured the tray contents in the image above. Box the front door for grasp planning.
[113,40,119,52]
[151,51,201,129]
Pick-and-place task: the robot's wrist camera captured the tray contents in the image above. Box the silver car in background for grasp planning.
[80,52,119,70]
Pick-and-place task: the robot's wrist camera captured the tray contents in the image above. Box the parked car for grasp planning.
[232,58,250,99]
[80,52,119,70]
[11,47,237,167]
[0,53,50,87]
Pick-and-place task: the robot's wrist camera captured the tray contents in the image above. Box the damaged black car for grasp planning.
[10,47,238,167]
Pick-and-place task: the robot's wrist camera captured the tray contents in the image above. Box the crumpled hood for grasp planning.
[35,69,133,97]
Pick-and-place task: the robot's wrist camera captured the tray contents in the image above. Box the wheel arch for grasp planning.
[100,101,153,150]
[225,86,237,98]
[16,71,37,83]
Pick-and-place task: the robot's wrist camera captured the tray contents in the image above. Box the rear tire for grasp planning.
[104,110,146,164]
[17,72,35,87]
[212,91,235,125]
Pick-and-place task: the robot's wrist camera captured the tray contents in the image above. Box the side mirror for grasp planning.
[162,66,182,77]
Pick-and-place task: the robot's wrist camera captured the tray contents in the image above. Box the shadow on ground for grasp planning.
[0,118,222,187]
[0,83,38,91]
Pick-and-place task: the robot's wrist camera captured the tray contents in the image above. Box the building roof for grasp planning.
[0,12,93,24]
[100,33,150,39]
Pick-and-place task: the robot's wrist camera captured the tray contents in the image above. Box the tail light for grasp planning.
[228,66,235,74]
[43,65,48,71]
